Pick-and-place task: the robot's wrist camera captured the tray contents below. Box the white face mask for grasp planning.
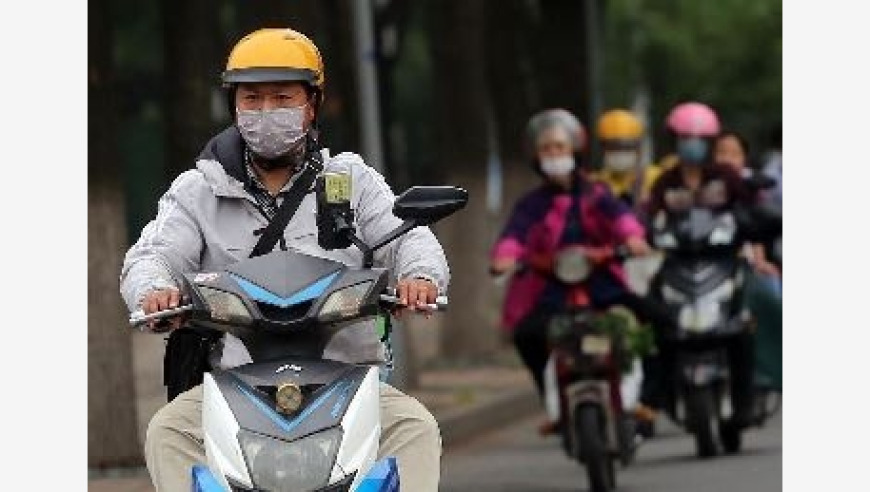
[236,105,308,159]
[603,150,638,173]
[540,155,575,177]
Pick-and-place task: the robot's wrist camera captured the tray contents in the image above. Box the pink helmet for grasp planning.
[666,102,720,137]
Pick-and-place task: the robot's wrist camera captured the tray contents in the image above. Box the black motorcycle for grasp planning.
[647,204,777,458]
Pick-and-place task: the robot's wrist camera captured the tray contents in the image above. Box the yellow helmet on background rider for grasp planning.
[595,109,644,175]
[222,28,326,114]
[596,109,644,144]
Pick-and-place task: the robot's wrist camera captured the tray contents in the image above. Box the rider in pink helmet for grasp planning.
[648,102,751,216]
[641,102,755,431]
[666,102,721,137]
[666,102,721,166]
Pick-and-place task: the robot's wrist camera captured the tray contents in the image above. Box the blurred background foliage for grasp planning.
[604,0,782,154]
[100,0,781,237]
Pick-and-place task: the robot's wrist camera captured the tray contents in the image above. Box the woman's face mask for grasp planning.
[677,136,709,165]
[540,155,576,177]
[603,150,638,173]
[236,105,308,160]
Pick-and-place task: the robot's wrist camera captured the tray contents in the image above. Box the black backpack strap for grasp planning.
[249,145,324,258]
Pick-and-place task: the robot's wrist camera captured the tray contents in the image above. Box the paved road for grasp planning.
[442,410,781,492]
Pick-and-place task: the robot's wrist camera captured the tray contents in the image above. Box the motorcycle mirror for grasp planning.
[392,186,469,226]
[365,186,469,265]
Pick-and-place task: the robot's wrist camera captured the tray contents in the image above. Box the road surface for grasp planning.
[442,410,782,492]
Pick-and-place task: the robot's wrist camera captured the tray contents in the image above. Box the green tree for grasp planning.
[89,0,142,467]
[603,0,782,154]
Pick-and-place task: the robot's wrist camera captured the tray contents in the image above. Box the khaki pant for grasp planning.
[145,382,441,491]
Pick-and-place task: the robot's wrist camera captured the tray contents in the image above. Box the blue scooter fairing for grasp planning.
[191,456,400,492]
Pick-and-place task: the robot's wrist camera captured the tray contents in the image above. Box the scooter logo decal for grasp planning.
[236,380,341,434]
[193,272,220,283]
[275,364,303,374]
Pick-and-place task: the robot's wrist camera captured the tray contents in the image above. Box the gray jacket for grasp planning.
[119,127,450,368]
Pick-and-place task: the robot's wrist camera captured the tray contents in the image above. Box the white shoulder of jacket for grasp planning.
[165,167,214,200]
[326,151,392,192]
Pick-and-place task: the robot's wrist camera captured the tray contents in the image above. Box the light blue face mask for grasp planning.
[677,137,709,165]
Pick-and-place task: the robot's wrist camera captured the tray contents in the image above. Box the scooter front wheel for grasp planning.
[719,418,743,454]
[576,404,615,492]
[685,387,718,458]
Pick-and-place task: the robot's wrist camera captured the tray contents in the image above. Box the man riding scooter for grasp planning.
[120,28,447,491]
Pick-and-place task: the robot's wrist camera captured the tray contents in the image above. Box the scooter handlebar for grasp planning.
[128,304,193,329]
[379,293,448,312]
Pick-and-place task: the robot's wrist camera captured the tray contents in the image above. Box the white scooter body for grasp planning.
[198,363,386,491]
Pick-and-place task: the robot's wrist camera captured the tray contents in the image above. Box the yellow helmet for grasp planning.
[223,28,325,102]
[596,109,644,142]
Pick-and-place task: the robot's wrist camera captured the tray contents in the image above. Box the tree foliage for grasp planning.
[603,0,782,154]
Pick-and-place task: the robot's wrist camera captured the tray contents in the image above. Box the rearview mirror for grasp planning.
[393,186,469,225]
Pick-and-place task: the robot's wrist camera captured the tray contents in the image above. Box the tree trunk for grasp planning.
[162,0,223,179]
[426,0,501,359]
[89,0,142,467]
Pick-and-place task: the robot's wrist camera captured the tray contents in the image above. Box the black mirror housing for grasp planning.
[392,186,469,225]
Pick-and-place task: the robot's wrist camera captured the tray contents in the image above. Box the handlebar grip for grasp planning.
[379,294,448,311]
[128,304,193,328]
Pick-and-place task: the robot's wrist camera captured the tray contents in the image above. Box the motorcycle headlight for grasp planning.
[318,281,373,322]
[709,215,737,245]
[199,287,252,325]
[678,301,721,333]
[554,248,591,283]
[238,428,342,492]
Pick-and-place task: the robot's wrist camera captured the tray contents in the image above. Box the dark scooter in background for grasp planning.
[647,201,779,458]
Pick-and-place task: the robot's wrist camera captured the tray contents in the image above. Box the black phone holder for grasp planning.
[316,174,355,251]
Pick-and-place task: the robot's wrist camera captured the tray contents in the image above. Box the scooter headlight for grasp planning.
[678,301,721,333]
[238,427,342,492]
[709,215,737,245]
[199,287,253,325]
[318,281,373,322]
[676,279,737,333]
[553,248,591,284]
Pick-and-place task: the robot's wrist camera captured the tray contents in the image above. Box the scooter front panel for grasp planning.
[202,373,253,490]
[332,366,381,489]
[211,360,370,443]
